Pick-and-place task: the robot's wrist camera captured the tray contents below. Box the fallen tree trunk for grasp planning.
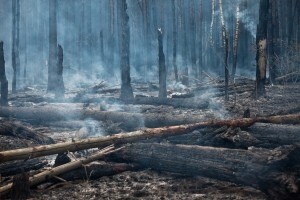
[275,72,300,84]
[0,158,47,177]
[166,124,300,149]
[60,161,137,181]
[0,114,299,163]
[0,106,207,129]
[245,123,300,148]
[133,96,209,109]
[116,143,300,199]
[0,145,119,196]
[0,120,54,145]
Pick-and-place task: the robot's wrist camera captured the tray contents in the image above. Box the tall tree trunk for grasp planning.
[86,0,92,69]
[12,0,17,93]
[190,0,197,78]
[100,30,104,63]
[180,0,189,86]
[198,0,203,79]
[268,0,280,84]
[255,0,269,98]
[231,4,240,80]
[219,0,229,101]
[119,0,133,101]
[158,29,167,98]
[47,0,57,92]
[55,44,65,99]
[172,0,178,82]
[108,0,115,75]
[0,41,8,106]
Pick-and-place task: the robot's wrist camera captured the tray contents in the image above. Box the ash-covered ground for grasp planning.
[1,78,300,200]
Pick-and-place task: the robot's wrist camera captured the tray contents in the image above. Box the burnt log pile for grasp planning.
[0,115,299,199]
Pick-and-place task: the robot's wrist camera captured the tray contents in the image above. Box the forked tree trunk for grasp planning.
[158,29,167,98]
[119,0,133,101]
[255,0,269,98]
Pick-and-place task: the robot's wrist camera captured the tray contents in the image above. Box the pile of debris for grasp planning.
[0,114,299,199]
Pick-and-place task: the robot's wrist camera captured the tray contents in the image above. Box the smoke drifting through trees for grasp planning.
[0,0,299,91]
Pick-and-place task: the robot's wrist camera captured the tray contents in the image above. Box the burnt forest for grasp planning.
[0,0,300,199]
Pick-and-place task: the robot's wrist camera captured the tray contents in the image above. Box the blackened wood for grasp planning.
[158,29,167,98]
[118,143,300,199]
[0,41,8,106]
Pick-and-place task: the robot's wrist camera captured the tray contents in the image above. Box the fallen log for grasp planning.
[167,124,300,149]
[0,120,54,145]
[0,145,119,196]
[275,72,300,84]
[0,114,299,163]
[116,143,300,199]
[0,106,207,130]
[0,159,48,177]
[60,161,137,181]
[133,96,209,109]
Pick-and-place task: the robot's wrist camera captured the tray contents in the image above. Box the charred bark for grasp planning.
[231,4,240,80]
[1,114,299,163]
[171,0,178,82]
[117,143,300,199]
[219,0,229,101]
[255,0,269,98]
[158,29,167,98]
[119,0,133,101]
[47,0,57,92]
[0,146,119,196]
[0,42,8,106]
[55,44,65,99]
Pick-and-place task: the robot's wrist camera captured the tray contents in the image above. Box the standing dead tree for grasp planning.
[55,44,65,99]
[0,42,8,106]
[47,0,57,92]
[255,0,269,98]
[231,4,240,80]
[158,29,167,98]
[11,0,20,93]
[219,0,229,101]
[172,0,178,82]
[268,0,280,84]
[119,0,134,101]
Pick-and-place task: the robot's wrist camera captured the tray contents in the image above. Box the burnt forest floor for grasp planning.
[1,77,300,199]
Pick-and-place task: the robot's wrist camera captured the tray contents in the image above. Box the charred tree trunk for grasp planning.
[55,44,65,99]
[117,143,300,199]
[180,0,189,86]
[231,4,240,80]
[268,0,280,84]
[190,0,197,78]
[11,0,17,93]
[158,29,167,98]
[172,0,178,82]
[198,0,203,78]
[47,0,57,92]
[100,30,104,64]
[119,0,133,101]
[255,0,269,98]
[219,0,229,101]
[0,42,8,106]
[1,114,299,163]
